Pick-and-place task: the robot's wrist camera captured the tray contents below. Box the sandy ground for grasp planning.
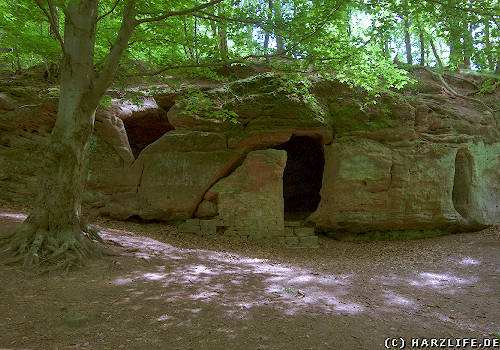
[0,205,499,350]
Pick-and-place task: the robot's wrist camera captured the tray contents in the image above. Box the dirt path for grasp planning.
[0,206,499,350]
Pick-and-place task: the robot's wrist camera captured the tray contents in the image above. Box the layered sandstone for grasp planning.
[1,69,498,240]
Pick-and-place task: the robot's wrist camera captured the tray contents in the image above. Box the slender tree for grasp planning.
[484,19,494,70]
[402,0,413,64]
[418,25,425,66]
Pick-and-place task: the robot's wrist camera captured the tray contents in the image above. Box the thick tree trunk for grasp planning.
[1,0,102,269]
[1,0,137,269]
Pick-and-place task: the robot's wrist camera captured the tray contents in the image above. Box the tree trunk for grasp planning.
[462,21,473,69]
[263,0,272,53]
[403,0,412,65]
[15,46,22,74]
[447,0,461,68]
[381,39,389,58]
[48,3,60,39]
[429,37,443,69]
[271,0,285,54]
[1,0,104,269]
[183,18,195,61]
[418,26,425,66]
[484,20,493,70]
[218,3,228,60]
[194,17,199,64]
[209,7,219,53]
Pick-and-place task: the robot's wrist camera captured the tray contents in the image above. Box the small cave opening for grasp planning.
[275,136,325,221]
[452,148,473,219]
[122,108,173,157]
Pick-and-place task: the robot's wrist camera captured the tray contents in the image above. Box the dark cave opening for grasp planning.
[275,136,325,221]
[452,148,473,219]
[122,109,173,157]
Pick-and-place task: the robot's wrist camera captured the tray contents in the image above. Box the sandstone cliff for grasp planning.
[1,68,498,240]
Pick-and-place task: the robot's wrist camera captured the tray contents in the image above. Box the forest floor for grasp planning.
[0,203,499,350]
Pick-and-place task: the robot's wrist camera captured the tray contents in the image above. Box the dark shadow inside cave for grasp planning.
[452,148,473,219]
[275,136,325,221]
[122,108,173,157]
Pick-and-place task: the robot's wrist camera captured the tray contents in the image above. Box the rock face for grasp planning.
[309,140,500,232]
[205,149,286,240]
[0,69,499,241]
[99,130,244,221]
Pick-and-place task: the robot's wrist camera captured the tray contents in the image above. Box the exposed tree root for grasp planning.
[0,220,109,272]
[424,67,494,113]
[442,72,480,90]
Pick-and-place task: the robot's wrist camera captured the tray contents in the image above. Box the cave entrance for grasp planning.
[452,148,473,219]
[122,106,173,157]
[275,136,325,221]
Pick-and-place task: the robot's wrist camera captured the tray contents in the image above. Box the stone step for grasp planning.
[284,235,319,248]
[294,227,315,237]
[284,221,302,227]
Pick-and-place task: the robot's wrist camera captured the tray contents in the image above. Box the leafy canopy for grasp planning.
[1,0,499,91]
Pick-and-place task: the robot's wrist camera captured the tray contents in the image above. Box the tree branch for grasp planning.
[137,0,225,24]
[195,10,272,28]
[34,0,65,52]
[90,0,138,104]
[97,0,122,22]
[284,2,346,55]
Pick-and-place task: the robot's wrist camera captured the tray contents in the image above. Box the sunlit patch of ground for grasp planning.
[1,204,499,349]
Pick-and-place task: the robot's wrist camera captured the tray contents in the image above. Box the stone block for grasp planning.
[195,199,218,218]
[284,221,302,227]
[299,235,319,247]
[285,236,299,246]
[294,227,315,237]
[284,227,295,236]
[178,219,200,234]
[200,219,217,235]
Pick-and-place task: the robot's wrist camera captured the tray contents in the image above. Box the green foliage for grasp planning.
[178,88,239,123]
[2,0,498,98]
[99,94,113,108]
[0,0,60,68]
[477,78,499,96]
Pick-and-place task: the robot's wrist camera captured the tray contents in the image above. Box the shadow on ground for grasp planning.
[0,208,499,350]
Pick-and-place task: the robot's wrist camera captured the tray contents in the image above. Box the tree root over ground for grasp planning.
[0,220,111,272]
[424,67,494,113]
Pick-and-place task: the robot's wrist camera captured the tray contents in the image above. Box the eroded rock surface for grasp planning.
[205,149,287,240]
[0,69,499,239]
